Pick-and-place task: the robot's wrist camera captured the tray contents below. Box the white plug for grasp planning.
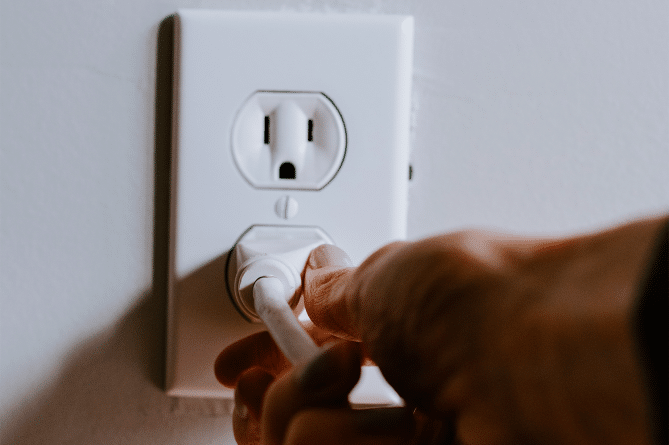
[230,226,327,363]
[229,225,333,323]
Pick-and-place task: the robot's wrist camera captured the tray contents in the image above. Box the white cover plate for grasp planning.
[168,9,413,399]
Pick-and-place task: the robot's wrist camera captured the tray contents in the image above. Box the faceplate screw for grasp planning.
[275,196,299,219]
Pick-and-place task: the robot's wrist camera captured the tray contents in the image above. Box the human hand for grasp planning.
[217,216,665,444]
[216,339,458,445]
[303,217,665,444]
[214,247,453,444]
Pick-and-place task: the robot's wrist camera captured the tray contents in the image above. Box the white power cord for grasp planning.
[252,276,321,364]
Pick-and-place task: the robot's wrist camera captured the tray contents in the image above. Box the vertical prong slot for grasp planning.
[264,116,270,144]
[307,119,314,142]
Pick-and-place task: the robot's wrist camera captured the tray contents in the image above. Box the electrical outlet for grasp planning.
[167,10,414,400]
[232,91,346,190]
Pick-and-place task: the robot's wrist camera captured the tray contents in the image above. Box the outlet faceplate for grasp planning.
[167,10,414,399]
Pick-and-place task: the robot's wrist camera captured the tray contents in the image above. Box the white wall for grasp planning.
[1,0,666,443]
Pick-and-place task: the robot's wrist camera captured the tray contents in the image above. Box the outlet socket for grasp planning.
[232,91,346,190]
[167,10,413,400]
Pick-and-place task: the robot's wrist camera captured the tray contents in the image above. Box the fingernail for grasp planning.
[309,244,353,269]
[355,407,413,435]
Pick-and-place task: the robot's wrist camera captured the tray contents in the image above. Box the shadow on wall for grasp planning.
[1,16,234,444]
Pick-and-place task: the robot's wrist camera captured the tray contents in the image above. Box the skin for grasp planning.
[215,215,667,445]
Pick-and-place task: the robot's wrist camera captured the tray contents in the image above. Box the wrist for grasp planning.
[632,217,668,445]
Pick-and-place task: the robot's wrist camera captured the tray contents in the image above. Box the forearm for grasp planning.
[505,216,668,444]
[302,215,668,444]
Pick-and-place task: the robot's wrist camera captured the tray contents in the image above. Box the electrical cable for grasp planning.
[252,276,321,365]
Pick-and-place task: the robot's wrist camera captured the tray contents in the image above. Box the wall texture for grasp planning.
[1,0,667,443]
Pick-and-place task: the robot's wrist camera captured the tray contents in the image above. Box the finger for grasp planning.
[262,341,363,445]
[233,389,261,445]
[284,407,414,445]
[304,243,410,341]
[215,324,351,389]
[214,331,290,387]
[236,368,275,420]
[300,317,347,345]
[303,244,360,340]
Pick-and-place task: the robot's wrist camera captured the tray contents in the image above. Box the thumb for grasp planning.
[304,244,360,341]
